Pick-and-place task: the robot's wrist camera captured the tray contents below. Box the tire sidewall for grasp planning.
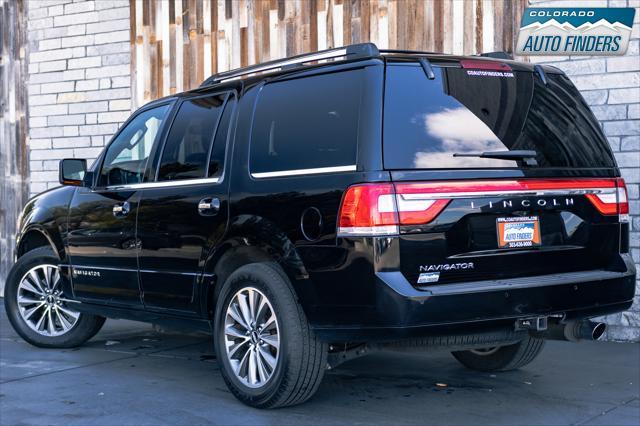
[213,264,295,405]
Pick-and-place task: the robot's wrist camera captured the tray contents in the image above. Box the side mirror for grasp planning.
[59,159,87,186]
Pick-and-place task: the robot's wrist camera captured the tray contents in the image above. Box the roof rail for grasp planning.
[477,51,513,60]
[379,49,439,56]
[200,43,379,87]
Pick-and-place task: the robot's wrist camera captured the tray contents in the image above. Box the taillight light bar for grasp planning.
[337,178,630,237]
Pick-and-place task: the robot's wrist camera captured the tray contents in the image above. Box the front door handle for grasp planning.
[112,201,130,217]
[198,197,220,216]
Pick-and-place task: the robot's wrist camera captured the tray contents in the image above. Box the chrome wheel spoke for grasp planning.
[17,264,80,337]
[228,304,249,330]
[51,269,61,291]
[248,289,258,320]
[225,325,248,339]
[256,350,270,382]
[55,307,73,331]
[56,305,80,320]
[23,303,45,321]
[29,270,46,293]
[224,287,280,389]
[258,346,277,370]
[237,294,253,328]
[227,339,250,358]
[255,298,268,324]
[248,349,258,385]
[233,348,251,376]
[20,278,43,296]
[43,266,53,290]
[34,307,48,331]
[18,296,42,306]
[47,308,55,335]
[262,314,276,331]
[261,334,279,349]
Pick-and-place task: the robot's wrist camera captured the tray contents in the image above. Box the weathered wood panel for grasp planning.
[0,0,29,290]
[130,0,526,107]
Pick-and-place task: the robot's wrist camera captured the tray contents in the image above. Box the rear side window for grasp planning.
[158,94,227,181]
[250,70,363,176]
[383,64,616,169]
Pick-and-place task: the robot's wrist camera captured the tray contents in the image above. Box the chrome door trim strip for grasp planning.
[399,187,615,200]
[251,165,357,179]
[71,265,214,277]
[104,177,220,191]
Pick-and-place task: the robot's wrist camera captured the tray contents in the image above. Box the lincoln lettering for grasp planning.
[470,197,574,210]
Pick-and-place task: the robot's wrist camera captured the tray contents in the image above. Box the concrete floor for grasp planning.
[1,303,639,426]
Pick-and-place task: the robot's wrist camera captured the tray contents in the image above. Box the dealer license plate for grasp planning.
[497,216,541,248]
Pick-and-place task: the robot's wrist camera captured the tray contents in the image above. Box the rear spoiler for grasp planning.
[477,52,513,60]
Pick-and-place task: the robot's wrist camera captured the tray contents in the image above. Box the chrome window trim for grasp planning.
[399,187,615,200]
[251,165,357,179]
[104,177,220,191]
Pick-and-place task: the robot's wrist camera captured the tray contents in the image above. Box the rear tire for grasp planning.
[4,247,106,348]
[214,262,327,408]
[451,335,545,372]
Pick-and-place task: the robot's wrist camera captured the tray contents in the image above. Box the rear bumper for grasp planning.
[310,254,636,341]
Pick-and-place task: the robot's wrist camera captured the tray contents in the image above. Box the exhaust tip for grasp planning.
[592,322,606,340]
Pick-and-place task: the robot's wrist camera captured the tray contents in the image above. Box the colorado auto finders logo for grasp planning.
[516,8,635,55]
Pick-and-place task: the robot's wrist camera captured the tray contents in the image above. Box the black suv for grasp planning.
[5,44,635,408]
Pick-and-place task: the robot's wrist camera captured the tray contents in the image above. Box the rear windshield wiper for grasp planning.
[453,150,538,166]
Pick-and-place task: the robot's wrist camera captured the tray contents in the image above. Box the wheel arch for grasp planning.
[16,227,61,260]
[201,214,309,318]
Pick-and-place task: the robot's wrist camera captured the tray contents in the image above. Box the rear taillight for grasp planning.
[584,178,629,222]
[337,183,450,236]
[338,184,399,236]
[337,178,631,237]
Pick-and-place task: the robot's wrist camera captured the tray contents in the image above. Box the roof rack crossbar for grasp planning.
[200,43,379,87]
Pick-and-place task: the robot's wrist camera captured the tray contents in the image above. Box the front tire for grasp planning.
[451,335,545,372]
[214,262,327,408]
[4,247,105,348]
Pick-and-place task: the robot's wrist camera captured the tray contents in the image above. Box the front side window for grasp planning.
[98,105,170,187]
[158,94,227,181]
[250,69,363,176]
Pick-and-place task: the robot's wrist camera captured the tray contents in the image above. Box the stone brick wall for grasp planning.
[529,0,639,341]
[26,0,131,196]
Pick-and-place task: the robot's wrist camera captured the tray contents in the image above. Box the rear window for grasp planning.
[383,63,616,169]
[250,70,363,176]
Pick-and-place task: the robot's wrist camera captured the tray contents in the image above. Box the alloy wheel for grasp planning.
[16,264,80,336]
[223,287,280,388]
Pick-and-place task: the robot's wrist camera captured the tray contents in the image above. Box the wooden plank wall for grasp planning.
[0,0,29,289]
[130,0,527,107]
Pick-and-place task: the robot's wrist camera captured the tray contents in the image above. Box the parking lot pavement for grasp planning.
[0,303,638,426]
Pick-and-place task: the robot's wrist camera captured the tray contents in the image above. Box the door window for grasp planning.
[98,105,170,187]
[158,94,227,181]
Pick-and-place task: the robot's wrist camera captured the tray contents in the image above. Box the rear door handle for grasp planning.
[112,202,130,217]
[198,197,220,216]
